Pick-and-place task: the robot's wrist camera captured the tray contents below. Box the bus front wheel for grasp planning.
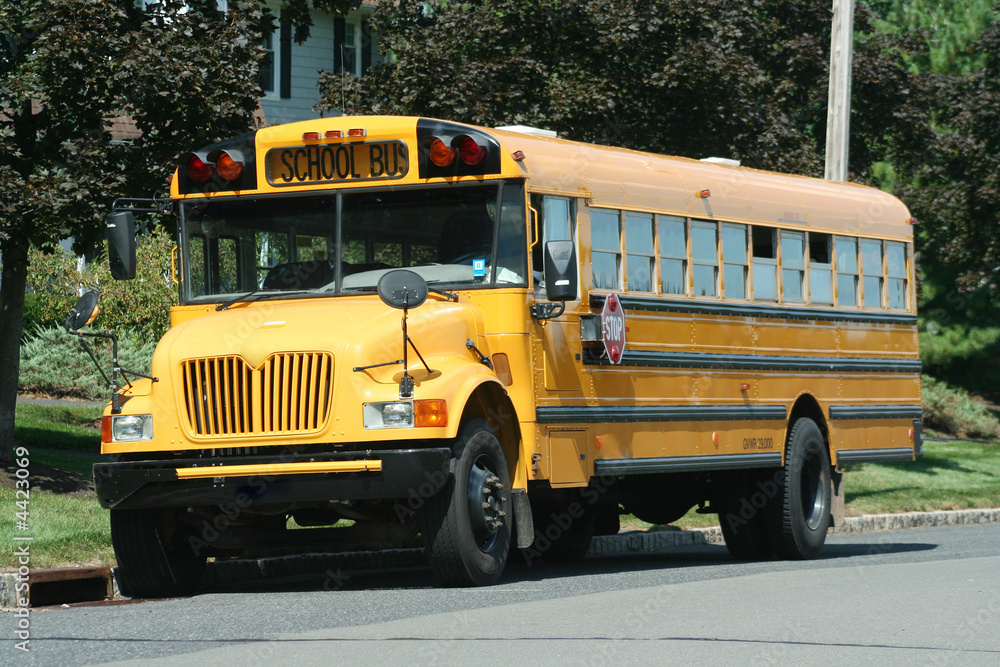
[110,508,207,598]
[767,417,832,560]
[421,419,511,586]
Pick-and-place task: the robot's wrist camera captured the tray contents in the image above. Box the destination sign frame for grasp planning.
[266,141,409,187]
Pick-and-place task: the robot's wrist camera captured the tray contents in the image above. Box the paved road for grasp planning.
[5,523,1000,666]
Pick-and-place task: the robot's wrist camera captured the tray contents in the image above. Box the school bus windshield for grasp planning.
[178,181,528,303]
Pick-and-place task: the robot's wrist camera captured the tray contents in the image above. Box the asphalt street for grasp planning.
[5,522,999,666]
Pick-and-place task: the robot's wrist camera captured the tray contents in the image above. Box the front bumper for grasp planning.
[93,448,451,510]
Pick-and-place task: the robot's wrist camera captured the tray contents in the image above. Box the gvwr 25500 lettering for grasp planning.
[267,142,409,185]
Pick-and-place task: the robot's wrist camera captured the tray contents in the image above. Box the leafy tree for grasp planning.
[1,0,253,462]
[866,0,998,74]
[319,0,928,183]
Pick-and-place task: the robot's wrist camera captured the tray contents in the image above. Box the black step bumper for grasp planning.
[93,448,452,510]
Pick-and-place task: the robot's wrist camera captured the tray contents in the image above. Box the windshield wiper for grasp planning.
[216,290,262,311]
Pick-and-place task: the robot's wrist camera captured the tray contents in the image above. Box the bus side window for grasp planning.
[659,216,687,295]
[722,223,748,300]
[808,233,833,305]
[780,230,805,303]
[886,242,908,310]
[625,212,654,292]
[861,239,884,308]
[836,237,858,307]
[752,226,777,301]
[591,209,621,290]
[691,220,718,297]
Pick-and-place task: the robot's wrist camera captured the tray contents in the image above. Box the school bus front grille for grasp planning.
[180,353,334,437]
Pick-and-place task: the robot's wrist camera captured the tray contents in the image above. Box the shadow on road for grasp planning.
[193,537,939,597]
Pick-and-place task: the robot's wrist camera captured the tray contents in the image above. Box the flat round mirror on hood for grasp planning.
[65,291,100,331]
[377,270,428,310]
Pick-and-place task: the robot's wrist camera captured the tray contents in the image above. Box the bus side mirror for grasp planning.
[65,291,100,332]
[544,240,577,302]
[106,211,136,280]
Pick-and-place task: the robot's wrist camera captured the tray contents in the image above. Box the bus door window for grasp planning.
[751,226,778,301]
[691,220,718,297]
[780,230,805,303]
[808,233,833,304]
[861,239,884,308]
[722,223,748,300]
[625,212,654,293]
[531,195,575,293]
[836,237,859,307]
[659,215,687,295]
[886,242,908,310]
[591,208,621,291]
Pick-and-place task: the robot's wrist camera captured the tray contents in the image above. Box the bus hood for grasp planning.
[155,296,487,380]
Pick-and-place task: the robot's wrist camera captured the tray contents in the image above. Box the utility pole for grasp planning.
[825,0,855,181]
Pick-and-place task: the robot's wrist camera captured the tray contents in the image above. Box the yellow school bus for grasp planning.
[86,116,921,596]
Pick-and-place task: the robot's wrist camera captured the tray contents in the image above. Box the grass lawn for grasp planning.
[14,403,103,454]
[0,486,114,569]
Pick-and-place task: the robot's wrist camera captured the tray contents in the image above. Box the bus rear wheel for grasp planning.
[766,417,832,560]
[421,419,511,586]
[110,508,207,598]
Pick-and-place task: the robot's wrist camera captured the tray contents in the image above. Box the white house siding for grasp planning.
[259,3,382,127]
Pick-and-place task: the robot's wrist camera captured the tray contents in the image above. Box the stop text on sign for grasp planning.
[266,141,409,186]
[601,292,626,364]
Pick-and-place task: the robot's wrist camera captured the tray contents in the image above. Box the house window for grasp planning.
[659,215,687,295]
[780,230,805,303]
[625,212,654,292]
[836,237,858,307]
[886,242,908,310]
[591,209,621,290]
[722,223,748,299]
[259,31,275,94]
[809,233,833,305]
[336,15,385,77]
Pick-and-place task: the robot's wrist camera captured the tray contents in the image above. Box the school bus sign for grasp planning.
[601,293,626,364]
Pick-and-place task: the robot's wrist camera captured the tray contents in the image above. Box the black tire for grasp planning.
[717,470,773,561]
[527,492,596,562]
[111,508,207,598]
[766,418,832,560]
[421,419,511,586]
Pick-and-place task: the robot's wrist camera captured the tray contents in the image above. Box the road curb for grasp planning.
[4,507,998,607]
[589,507,1000,556]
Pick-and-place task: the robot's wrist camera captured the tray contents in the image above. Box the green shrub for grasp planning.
[26,226,178,344]
[919,324,1000,392]
[921,374,1000,440]
[19,327,156,401]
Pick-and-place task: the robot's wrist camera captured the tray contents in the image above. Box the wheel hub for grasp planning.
[467,460,506,550]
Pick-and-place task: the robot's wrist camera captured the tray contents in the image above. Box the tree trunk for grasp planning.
[0,237,29,463]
